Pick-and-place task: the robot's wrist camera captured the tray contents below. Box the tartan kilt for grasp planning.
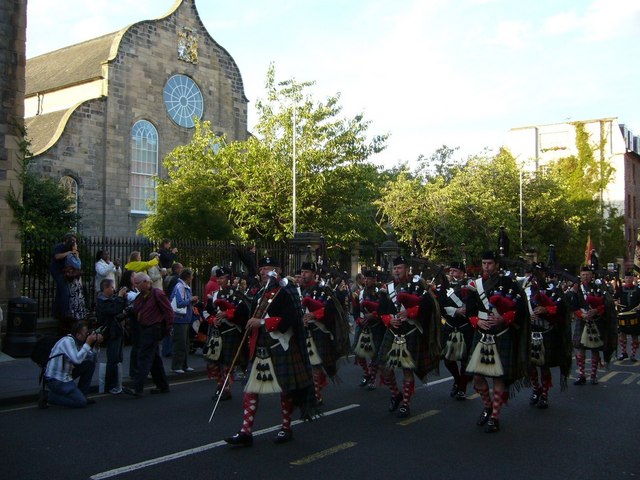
[533,325,564,368]
[245,329,313,394]
[572,316,606,351]
[353,320,386,359]
[270,333,313,393]
[308,325,338,372]
[218,326,244,367]
[466,328,515,381]
[440,321,474,361]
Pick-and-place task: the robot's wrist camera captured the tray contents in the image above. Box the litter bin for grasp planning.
[3,297,38,358]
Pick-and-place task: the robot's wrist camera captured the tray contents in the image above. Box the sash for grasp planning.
[446,288,463,308]
[387,281,406,313]
[476,278,490,320]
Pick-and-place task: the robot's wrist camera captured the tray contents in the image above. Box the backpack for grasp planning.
[30,335,64,384]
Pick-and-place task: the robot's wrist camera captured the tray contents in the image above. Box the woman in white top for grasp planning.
[94,250,121,293]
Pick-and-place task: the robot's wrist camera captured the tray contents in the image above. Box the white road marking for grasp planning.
[89,403,360,479]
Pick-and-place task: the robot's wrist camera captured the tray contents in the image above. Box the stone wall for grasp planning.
[0,0,26,337]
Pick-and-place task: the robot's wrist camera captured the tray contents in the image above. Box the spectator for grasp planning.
[158,238,178,270]
[120,272,141,379]
[124,250,159,274]
[170,268,198,373]
[49,233,77,334]
[95,278,129,394]
[94,249,121,294]
[40,320,102,408]
[164,262,184,297]
[131,272,173,397]
[63,238,87,332]
[147,252,165,289]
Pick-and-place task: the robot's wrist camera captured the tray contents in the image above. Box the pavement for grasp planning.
[0,342,210,408]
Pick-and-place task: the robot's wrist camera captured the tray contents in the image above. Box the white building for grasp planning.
[506,117,640,261]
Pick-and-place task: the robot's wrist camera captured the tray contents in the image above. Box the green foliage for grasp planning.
[140,65,390,249]
[379,136,623,268]
[6,129,79,241]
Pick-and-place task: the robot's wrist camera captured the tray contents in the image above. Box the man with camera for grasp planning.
[96,278,130,394]
[41,321,102,408]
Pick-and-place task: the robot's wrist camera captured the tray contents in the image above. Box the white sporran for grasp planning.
[467,333,504,377]
[354,326,376,360]
[245,347,282,394]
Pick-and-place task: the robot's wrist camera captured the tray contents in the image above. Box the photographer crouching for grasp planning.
[96,278,133,395]
[41,321,102,408]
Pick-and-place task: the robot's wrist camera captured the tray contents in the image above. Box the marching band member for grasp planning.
[466,251,529,433]
[352,269,385,390]
[225,257,314,448]
[377,256,441,419]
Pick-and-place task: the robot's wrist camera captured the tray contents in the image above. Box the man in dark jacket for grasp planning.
[95,278,129,394]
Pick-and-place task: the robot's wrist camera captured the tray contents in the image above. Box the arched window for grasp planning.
[59,176,78,213]
[130,120,158,214]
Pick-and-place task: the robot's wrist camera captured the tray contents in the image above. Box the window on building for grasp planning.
[59,176,78,229]
[633,162,636,185]
[130,120,158,214]
[628,194,632,217]
[634,196,637,220]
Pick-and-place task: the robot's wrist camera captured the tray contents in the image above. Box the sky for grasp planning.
[25,0,640,168]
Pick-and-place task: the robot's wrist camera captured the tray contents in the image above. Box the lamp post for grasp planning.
[292,97,297,235]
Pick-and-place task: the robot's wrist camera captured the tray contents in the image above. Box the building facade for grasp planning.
[24,0,248,236]
[0,0,26,321]
[506,117,640,261]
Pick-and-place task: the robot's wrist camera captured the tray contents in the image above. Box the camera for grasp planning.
[115,305,133,322]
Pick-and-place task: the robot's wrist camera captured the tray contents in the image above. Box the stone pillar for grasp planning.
[0,0,27,346]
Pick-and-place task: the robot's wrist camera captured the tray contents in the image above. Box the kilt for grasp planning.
[440,320,474,362]
[246,328,313,393]
[217,325,244,367]
[572,316,606,351]
[353,320,386,359]
[466,328,516,381]
[308,324,338,371]
[531,325,564,368]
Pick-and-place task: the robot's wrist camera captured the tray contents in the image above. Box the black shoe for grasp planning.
[397,404,410,418]
[37,390,48,409]
[573,376,586,386]
[590,377,599,385]
[150,387,170,394]
[449,383,458,398]
[455,390,466,401]
[388,393,403,412]
[86,398,96,405]
[225,432,253,447]
[316,398,324,407]
[367,380,376,391]
[530,389,541,405]
[274,428,293,444]
[537,397,549,409]
[618,352,628,361]
[485,418,500,433]
[359,376,369,387]
[476,407,492,426]
[121,387,136,396]
[631,357,637,363]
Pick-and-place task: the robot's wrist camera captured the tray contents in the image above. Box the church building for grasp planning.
[24,0,248,236]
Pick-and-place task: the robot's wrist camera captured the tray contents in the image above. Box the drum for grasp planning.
[618,310,640,334]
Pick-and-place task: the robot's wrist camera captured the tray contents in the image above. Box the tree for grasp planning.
[6,130,78,240]
[140,65,389,249]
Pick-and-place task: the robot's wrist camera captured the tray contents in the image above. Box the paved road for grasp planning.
[2,358,640,480]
